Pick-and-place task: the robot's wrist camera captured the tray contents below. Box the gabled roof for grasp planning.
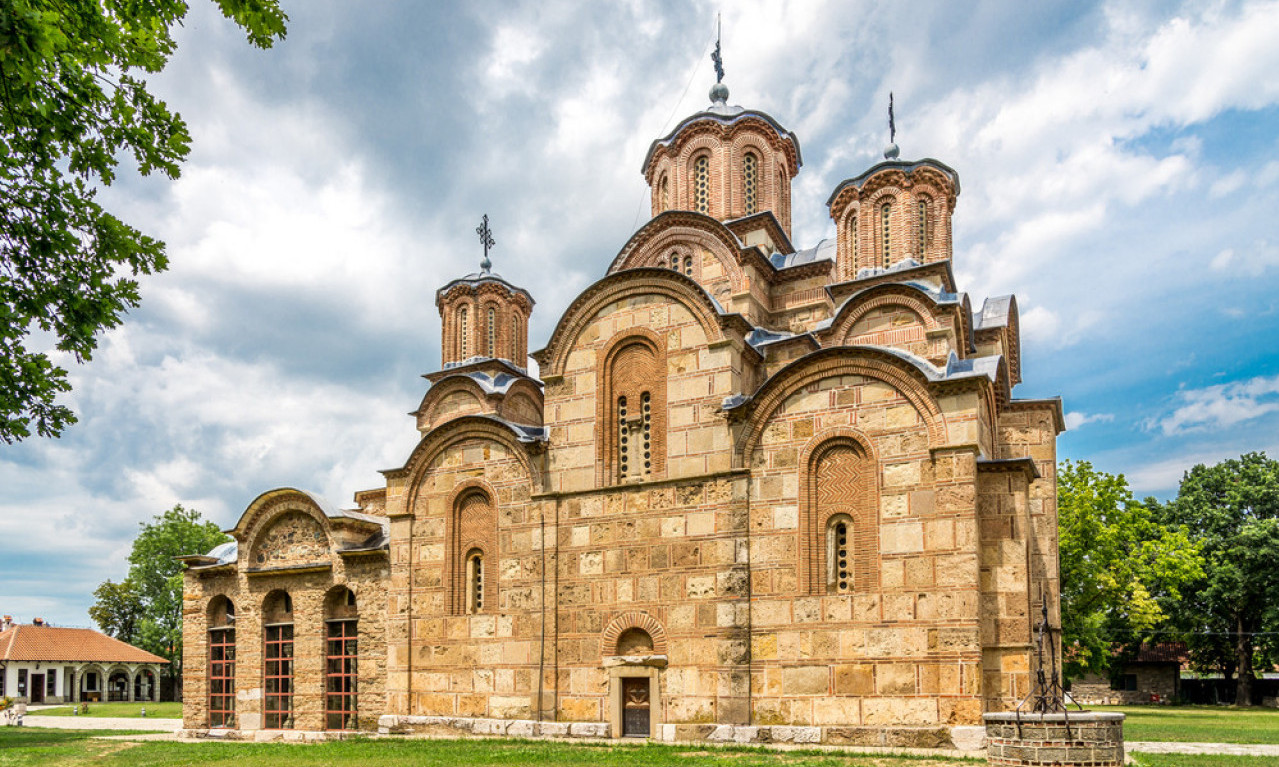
[0,625,167,664]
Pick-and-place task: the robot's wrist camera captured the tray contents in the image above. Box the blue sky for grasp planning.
[2,0,1277,626]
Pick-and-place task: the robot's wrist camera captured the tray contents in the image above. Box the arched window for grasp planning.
[668,252,679,271]
[263,590,294,729]
[466,549,484,613]
[802,439,879,595]
[917,198,930,253]
[486,306,496,357]
[451,489,496,615]
[880,202,892,267]
[207,596,236,728]
[693,155,710,215]
[324,587,358,731]
[683,255,693,277]
[604,336,665,484]
[459,306,469,359]
[743,152,759,215]
[658,173,669,210]
[827,515,853,593]
[511,314,520,362]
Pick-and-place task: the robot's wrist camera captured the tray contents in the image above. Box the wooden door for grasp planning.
[31,674,45,703]
[621,677,650,737]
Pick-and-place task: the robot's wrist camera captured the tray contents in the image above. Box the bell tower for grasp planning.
[436,216,534,370]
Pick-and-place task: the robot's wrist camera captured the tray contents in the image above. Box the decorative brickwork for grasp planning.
[601,612,669,657]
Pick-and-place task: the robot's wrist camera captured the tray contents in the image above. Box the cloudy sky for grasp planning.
[3,0,1278,626]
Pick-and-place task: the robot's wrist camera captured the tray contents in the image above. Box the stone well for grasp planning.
[984,711,1124,767]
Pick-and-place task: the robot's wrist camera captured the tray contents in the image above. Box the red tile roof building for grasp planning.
[0,618,166,704]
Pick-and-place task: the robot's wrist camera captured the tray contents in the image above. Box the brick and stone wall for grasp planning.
[984,711,1124,766]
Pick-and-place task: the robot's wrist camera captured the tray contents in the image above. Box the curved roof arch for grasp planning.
[729,345,952,466]
[532,267,751,379]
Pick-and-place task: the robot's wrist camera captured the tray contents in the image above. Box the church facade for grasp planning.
[180,80,1063,747]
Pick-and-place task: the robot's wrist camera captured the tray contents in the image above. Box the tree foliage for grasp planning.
[1058,459,1202,681]
[92,504,229,692]
[1160,452,1279,705]
[0,0,286,443]
[87,577,143,644]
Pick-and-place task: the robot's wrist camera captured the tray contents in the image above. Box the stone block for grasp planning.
[568,722,610,738]
[783,666,829,695]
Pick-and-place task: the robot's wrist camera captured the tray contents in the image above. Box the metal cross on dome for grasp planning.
[476,214,495,274]
[889,92,896,144]
[711,14,724,83]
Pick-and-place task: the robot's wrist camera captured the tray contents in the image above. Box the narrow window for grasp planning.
[208,600,236,727]
[18,669,26,697]
[459,306,469,359]
[851,215,859,267]
[880,202,892,267]
[511,315,520,361]
[486,307,496,357]
[743,152,759,215]
[827,517,852,593]
[658,174,669,210]
[47,670,57,698]
[694,155,710,215]
[618,396,629,478]
[641,391,652,476]
[917,199,929,253]
[325,587,358,731]
[467,549,484,613]
[263,591,294,729]
[683,255,693,277]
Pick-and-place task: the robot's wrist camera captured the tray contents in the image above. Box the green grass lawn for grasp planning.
[1092,704,1279,744]
[0,729,981,767]
[33,701,183,719]
[1132,756,1279,767]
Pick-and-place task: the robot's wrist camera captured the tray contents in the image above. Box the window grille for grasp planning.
[209,628,236,727]
[694,156,710,214]
[264,624,294,729]
[459,307,469,358]
[880,203,892,267]
[917,199,929,252]
[743,153,758,215]
[487,307,496,356]
[325,620,358,731]
[467,550,484,613]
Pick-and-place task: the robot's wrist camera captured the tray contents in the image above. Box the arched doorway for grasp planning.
[107,669,129,702]
[134,668,156,702]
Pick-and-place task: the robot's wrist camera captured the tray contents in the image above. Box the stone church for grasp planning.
[180,77,1063,748]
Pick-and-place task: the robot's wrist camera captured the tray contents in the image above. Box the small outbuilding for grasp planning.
[0,616,168,704]
[1068,642,1186,705]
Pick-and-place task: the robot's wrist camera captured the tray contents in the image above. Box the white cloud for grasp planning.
[1064,411,1115,430]
[1151,374,1279,435]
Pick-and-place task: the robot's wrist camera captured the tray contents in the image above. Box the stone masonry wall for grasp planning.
[183,514,389,732]
[747,372,985,728]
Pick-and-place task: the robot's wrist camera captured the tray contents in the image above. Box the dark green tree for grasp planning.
[88,577,144,644]
[1160,452,1279,705]
[0,0,286,443]
[100,504,229,698]
[1057,460,1202,681]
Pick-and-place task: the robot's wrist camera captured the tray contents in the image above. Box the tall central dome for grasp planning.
[642,82,802,237]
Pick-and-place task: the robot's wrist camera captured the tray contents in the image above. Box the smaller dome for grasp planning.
[709,82,729,104]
